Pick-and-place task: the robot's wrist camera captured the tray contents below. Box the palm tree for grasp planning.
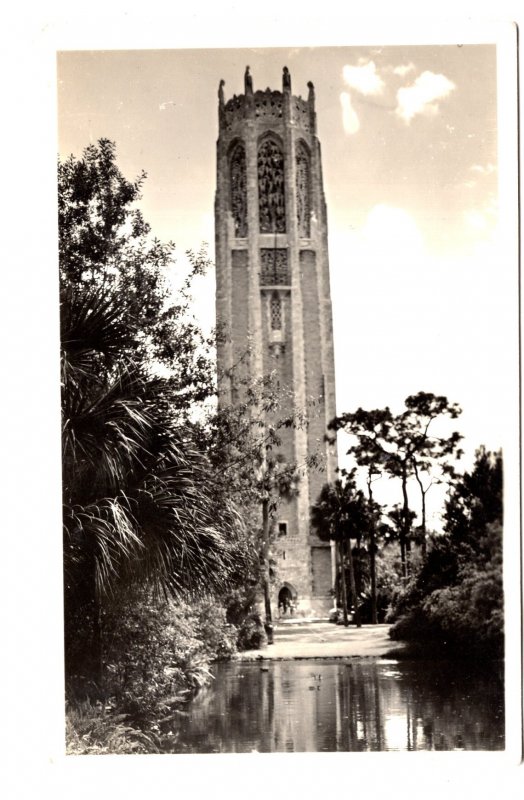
[311,473,370,627]
[59,140,248,688]
[61,282,244,681]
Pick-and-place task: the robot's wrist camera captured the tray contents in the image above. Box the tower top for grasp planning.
[217,67,316,135]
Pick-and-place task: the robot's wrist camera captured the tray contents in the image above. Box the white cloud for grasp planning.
[396,71,456,123]
[342,60,385,96]
[393,62,415,77]
[340,92,360,135]
[159,100,176,111]
[470,162,496,175]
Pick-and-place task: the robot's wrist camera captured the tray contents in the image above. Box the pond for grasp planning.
[163,658,504,753]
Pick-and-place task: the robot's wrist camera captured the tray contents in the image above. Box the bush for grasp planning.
[235,612,267,650]
[192,599,239,660]
[98,592,237,720]
[65,588,240,755]
[389,522,503,658]
[66,701,161,755]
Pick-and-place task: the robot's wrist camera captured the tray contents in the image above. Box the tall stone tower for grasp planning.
[215,66,338,616]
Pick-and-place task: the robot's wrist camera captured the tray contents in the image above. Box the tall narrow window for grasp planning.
[230,142,247,236]
[270,292,282,330]
[296,141,311,237]
[258,138,286,233]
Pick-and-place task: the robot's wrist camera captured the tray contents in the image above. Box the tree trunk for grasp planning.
[367,475,378,625]
[346,539,362,627]
[262,495,274,644]
[400,465,410,580]
[369,525,377,624]
[399,536,407,577]
[413,461,428,558]
[420,490,427,557]
[338,539,349,627]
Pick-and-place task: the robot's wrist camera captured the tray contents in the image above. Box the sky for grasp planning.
[56,43,518,528]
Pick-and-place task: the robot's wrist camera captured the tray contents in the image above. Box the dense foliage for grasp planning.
[60,141,254,746]
[389,448,503,658]
[66,593,238,755]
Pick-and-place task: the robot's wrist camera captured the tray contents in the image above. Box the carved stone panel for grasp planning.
[257,138,286,233]
[296,142,311,237]
[259,249,289,285]
[229,143,247,237]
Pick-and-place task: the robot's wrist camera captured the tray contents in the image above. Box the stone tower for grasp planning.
[215,67,338,616]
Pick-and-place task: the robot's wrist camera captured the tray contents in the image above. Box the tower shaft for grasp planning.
[215,68,338,615]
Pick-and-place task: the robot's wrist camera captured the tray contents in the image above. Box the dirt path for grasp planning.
[235,620,406,661]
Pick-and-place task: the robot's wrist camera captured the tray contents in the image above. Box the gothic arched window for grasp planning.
[296,141,311,237]
[257,138,286,233]
[230,142,247,237]
[270,292,282,330]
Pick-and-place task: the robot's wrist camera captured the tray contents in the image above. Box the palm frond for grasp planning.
[61,284,138,377]
[62,365,154,501]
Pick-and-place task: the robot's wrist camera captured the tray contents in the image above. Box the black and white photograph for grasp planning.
[2,6,522,797]
[56,39,519,754]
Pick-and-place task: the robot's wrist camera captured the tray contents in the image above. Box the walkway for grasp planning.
[235,619,407,661]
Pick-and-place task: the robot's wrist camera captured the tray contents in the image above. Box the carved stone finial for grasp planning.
[244,66,253,94]
[283,66,291,91]
[307,81,315,101]
[218,79,225,106]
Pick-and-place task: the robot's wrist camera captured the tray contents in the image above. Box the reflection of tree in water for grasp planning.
[339,661,504,752]
[337,663,384,751]
[165,660,504,753]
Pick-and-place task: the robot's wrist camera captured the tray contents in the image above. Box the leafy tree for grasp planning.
[329,409,391,622]
[198,371,319,642]
[330,392,462,580]
[311,473,371,626]
[444,446,502,547]
[60,140,246,683]
[402,392,462,549]
[59,137,214,413]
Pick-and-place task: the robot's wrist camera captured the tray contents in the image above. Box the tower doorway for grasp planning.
[278,583,297,616]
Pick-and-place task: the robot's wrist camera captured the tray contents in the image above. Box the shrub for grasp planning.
[99,592,238,720]
[66,701,161,755]
[235,612,267,650]
[389,522,503,658]
[65,590,242,754]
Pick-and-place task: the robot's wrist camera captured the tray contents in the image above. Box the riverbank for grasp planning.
[235,619,407,660]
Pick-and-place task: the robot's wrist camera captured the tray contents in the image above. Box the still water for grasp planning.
[165,659,504,753]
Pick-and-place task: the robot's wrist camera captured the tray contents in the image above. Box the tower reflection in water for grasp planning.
[170,660,504,753]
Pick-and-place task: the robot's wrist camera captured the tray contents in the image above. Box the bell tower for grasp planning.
[215,67,338,615]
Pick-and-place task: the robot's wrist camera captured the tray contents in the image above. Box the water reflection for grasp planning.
[166,659,504,753]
